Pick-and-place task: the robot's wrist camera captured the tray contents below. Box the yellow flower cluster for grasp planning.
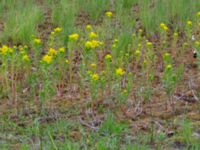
[197,11,200,17]
[187,20,192,26]
[54,27,62,33]
[34,38,42,45]
[22,54,30,61]
[160,23,168,31]
[41,47,67,64]
[146,42,153,48]
[0,45,15,55]
[91,73,99,81]
[105,11,113,17]
[47,48,57,56]
[42,55,53,64]
[90,63,97,68]
[69,33,79,41]
[105,54,112,60]
[86,24,92,31]
[135,50,140,56]
[89,32,98,38]
[115,68,125,76]
[166,64,172,70]
[42,48,56,64]
[85,40,103,49]
[0,45,9,55]
[164,52,170,58]
[65,59,69,64]
[58,47,65,53]
[173,32,178,37]
[195,41,200,47]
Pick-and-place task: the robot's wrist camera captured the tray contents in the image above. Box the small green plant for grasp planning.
[78,0,110,22]
[174,119,200,149]
[51,0,78,39]
[162,52,183,111]
[0,45,31,113]
[3,0,43,44]
[95,112,127,150]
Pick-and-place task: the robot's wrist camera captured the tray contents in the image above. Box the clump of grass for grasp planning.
[138,0,200,34]
[51,0,78,39]
[77,0,110,22]
[2,0,43,44]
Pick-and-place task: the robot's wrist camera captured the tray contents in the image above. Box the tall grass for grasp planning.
[2,0,43,44]
[77,0,110,22]
[138,0,200,34]
[50,0,77,44]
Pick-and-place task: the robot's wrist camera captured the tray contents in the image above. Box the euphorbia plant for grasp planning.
[162,52,183,111]
[38,53,55,113]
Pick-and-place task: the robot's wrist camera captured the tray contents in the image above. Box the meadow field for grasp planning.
[0,0,200,149]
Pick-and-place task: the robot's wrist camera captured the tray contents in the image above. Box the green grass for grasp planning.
[138,0,200,34]
[1,0,43,44]
[0,0,200,149]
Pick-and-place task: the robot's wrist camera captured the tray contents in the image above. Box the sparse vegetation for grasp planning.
[0,0,200,149]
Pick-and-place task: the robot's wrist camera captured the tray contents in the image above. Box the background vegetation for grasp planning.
[0,0,200,149]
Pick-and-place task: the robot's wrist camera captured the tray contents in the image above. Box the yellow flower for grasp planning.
[48,48,57,56]
[69,33,79,41]
[85,40,102,49]
[138,29,143,33]
[42,55,53,64]
[160,23,165,28]
[164,52,170,57]
[91,40,102,48]
[0,45,9,55]
[86,25,92,30]
[116,68,125,76]
[114,39,119,43]
[90,63,97,68]
[89,32,98,38]
[187,20,192,26]
[163,52,170,61]
[143,59,147,66]
[173,32,178,37]
[34,38,41,45]
[197,11,200,17]
[135,50,140,56]
[85,41,92,49]
[22,54,30,61]
[51,31,55,35]
[183,42,189,47]
[146,42,153,48]
[166,64,172,70]
[163,26,168,31]
[54,27,62,33]
[160,23,168,31]
[112,44,116,48]
[91,73,99,81]
[195,41,200,47]
[65,59,69,64]
[122,89,127,94]
[58,47,65,53]
[105,54,112,60]
[105,11,113,17]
